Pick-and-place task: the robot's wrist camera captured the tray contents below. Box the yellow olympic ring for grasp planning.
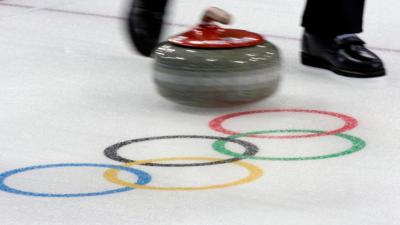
[103,157,263,191]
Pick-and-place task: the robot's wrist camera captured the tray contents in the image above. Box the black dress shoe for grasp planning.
[301,32,386,78]
[127,0,168,57]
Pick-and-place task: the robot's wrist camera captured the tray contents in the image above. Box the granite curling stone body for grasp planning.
[152,7,281,107]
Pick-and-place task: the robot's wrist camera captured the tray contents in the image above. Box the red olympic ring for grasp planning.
[209,109,358,139]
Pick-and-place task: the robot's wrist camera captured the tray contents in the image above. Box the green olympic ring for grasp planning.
[212,129,366,161]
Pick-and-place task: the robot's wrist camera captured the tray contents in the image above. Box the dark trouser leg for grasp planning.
[301,0,365,36]
[127,0,169,56]
[131,0,168,13]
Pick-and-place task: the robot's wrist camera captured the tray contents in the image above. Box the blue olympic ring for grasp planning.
[0,163,151,198]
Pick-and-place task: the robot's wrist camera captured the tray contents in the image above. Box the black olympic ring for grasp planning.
[104,135,259,167]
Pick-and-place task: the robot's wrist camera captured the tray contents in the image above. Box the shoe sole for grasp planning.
[301,52,386,78]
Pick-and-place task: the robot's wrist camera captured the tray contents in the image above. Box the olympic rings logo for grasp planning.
[0,109,366,197]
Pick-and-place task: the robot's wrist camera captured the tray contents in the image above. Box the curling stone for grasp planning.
[152,7,281,107]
